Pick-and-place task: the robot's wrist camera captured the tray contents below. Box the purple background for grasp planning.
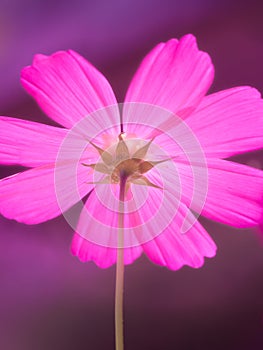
[1,1,263,349]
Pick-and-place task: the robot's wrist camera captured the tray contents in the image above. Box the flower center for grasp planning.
[82,133,168,191]
[111,158,154,183]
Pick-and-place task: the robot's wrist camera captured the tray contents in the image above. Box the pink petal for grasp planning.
[69,144,219,270]
[73,172,175,244]
[0,116,69,167]
[175,159,263,228]
[71,179,215,269]
[202,159,263,227]
[72,184,139,249]
[71,184,144,268]
[142,202,217,270]
[124,34,214,118]
[0,162,93,224]
[186,86,263,158]
[21,50,119,128]
[71,234,142,269]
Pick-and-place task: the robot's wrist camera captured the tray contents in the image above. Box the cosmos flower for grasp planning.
[1,34,263,270]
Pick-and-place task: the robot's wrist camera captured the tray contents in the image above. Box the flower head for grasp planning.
[1,34,263,269]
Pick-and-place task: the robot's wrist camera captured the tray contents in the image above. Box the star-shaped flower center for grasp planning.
[82,133,168,194]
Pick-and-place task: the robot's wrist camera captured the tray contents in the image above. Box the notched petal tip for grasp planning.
[32,53,49,65]
[20,65,33,80]
[180,33,197,43]
[29,51,69,69]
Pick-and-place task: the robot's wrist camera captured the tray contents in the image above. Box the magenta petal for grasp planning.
[142,203,217,270]
[71,184,144,268]
[0,163,92,224]
[72,184,144,249]
[71,184,215,269]
[173,158,263,228]
[21,50,119,128]
[186,86,263,157]
[71,234,143,268]
[124,34,214,117]
[201,159,263,227]
[0,116,69,166]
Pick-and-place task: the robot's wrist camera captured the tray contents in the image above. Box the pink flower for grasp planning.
[1,34,263,270]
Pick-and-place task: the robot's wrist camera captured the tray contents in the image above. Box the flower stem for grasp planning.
[115,174,126,350]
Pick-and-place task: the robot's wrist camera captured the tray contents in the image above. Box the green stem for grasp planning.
[115,174,126,350]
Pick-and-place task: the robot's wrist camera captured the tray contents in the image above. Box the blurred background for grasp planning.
[0,0,263,349]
